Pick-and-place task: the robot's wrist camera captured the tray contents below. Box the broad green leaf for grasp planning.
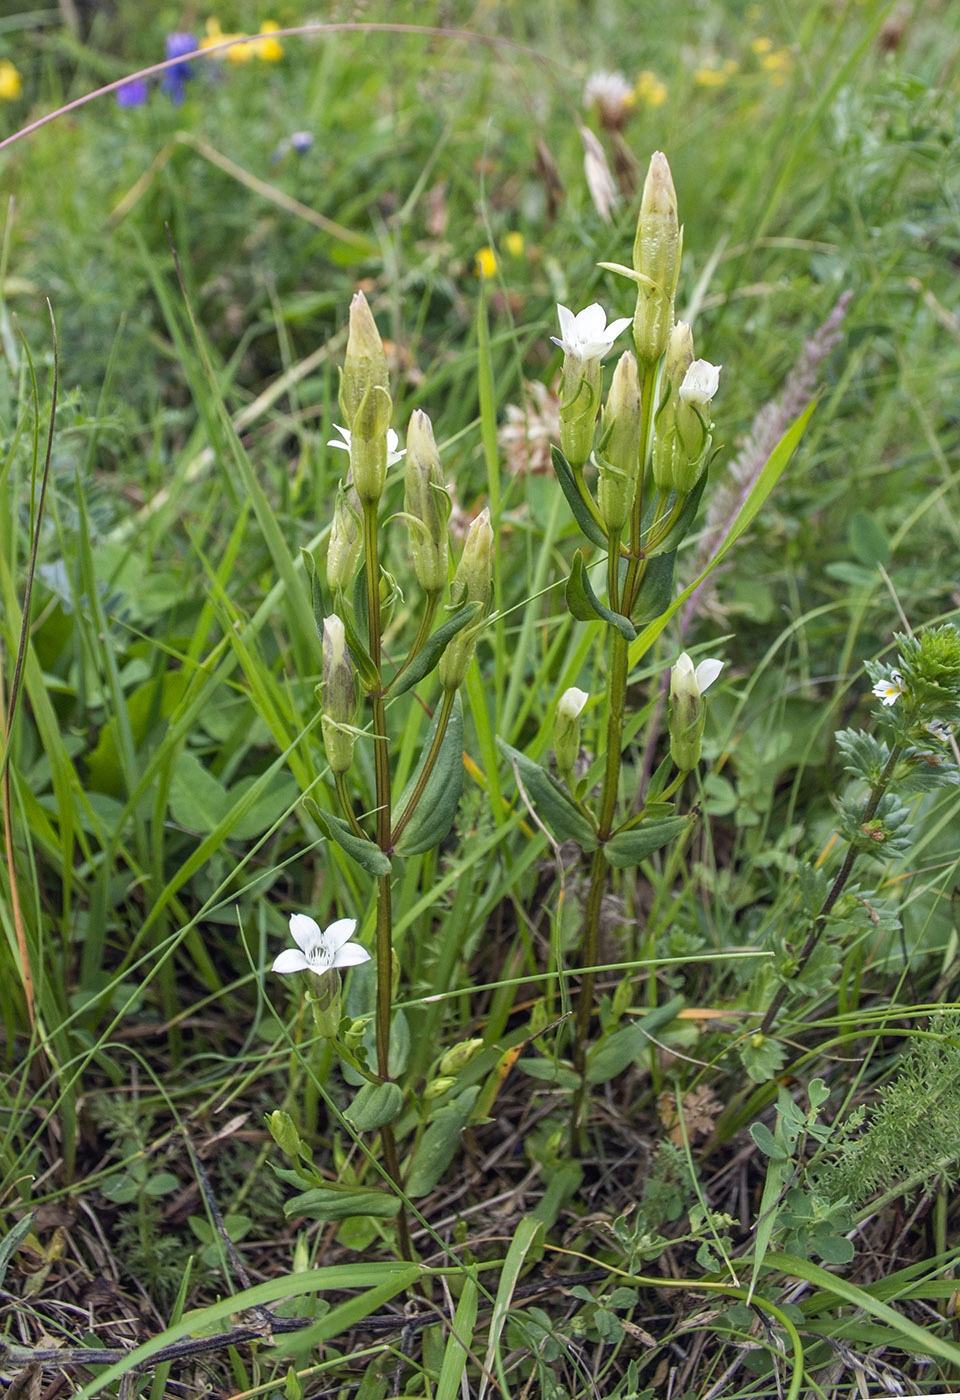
[389,603,480,698]
[393,693,464,855]
[304,798,392,876]
[646,468,708,555]
[336,589,380,693]
[168,749,228,833]
[585,997,683,1084]
[283,1186,401,1222]
[565,551,637,641]
[345,1082,403,1132]
[0,1213,35,1291]
[405,1087,479,1198]
[631,548,676,626]
[550,445,608,547]
[604,815,691,868]
[498,739,598,850]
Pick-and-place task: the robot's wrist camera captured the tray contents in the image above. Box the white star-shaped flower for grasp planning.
[872,670,905,706]
[672,651,723,698]
[272,914,371,976]
[678,359,722,410]
[327,425,405,468]
[551,303,631,362]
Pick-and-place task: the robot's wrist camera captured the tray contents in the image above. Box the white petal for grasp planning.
[604,316,632,343]
[328,425,351,450]
[289,913,322,952]
[679,360,721,406]
[556,304,575,342]
[673,652,694,680]
[694,658,723,692]
[325,917,359,953]
[575,303,607,342]
[559,686,589,718]
[272,948,311,974]
[332,942,372,968]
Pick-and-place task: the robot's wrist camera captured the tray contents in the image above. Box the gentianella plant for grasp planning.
[497,152,728,1144]
[267,291,493,1258]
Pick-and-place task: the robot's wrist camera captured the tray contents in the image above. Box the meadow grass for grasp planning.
[2,2,960,1397]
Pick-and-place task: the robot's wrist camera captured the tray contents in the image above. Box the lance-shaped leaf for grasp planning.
[389,602,480,698]
[551,445,609,548]
[300,546,327,644]
[405,1088,480,1198]
[304,797,392,876]
[283,1184,401,1221]
[604,813,693,868]
[393,693,464,855]
[498,738,599,850]
[565,550,637,641]
[631,548,676,626]
[645,468,709,556]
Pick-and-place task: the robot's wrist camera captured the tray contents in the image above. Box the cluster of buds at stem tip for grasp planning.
[404,410,450,596]
[320,614,358,774]
[552,303,631,470]
[438,508,494,691]
[668,652,723,771]
[597,351,643,533]
[554,686,589,783]
[338,291,393,504]
[652,323,720,498]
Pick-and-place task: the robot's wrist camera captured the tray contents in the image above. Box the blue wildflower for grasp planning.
[290,130,313,153]
[161,32,195,105]
[116,77,148,108]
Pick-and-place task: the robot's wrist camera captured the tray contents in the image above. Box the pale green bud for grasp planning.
[307,968,341,1038]
[339,290,389,429]
[651,321,694,493]
[423,1075,458,1101]
[292,1232,310,1273]
[632,151,682,365]
[673,359,720,493]
[597,351,643,532]
[266,1110,302,1161]
[404,410,449,595]
[349,384,394,504]
[554,686,589,778]
[438,507,494,691]
[320,614,357,775]
[668,651,723,771]
[326,484,362,593]
[439,1037,484,1076]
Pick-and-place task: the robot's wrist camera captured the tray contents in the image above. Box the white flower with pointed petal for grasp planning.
[872,670,905,707]
[272,914,371,976]
[673,651,723,698]
[551,303,631,363]
[678,359,722,412]
[327,425,405,468]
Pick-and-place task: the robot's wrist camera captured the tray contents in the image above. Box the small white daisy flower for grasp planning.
[872,670,905,706]
[272,914,370,976]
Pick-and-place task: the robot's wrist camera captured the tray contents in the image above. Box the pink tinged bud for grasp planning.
[404,409,450,595]
[632,151,682,365]
[320,614,357,774]
[597,350,643,532]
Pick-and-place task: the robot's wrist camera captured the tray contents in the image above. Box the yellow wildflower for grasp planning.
[761,47,793,72]
[635,69,667,107]
[504,231,524,258]
[252,20,283,61]
[693,66,727,87]
[750,36,773,54]
[200,17,252,63]
[0,59,22,101]
[475,246,498,279]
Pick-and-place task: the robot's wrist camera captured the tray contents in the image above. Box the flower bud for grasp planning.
[673,359,720,493]
[554,686,589,779]
[404,410,450,595]
[423,1075,458,1101]
[651,321,693,492]
[307,967,341,1038]
[266,1109,302,1160]
[320,614,357,774]
[552,304,631,470]
[326,484,363,593]
[597,351,643,532]
[349,383,394,504]
[438,1037,484,1076]
[339,290,389,430]
[632,151,681,365]
[668,651,722,771]
[438,508,494,690]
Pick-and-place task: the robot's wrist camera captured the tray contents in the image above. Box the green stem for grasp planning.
[622,363,657,606]
[361,499,413,1263]
[760,741,903,1036]
[334,771,367,841]
[572,463,607,536]
[390,685,457,848]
